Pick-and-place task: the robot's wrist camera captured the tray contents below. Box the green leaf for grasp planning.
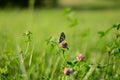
[112,24,120,30]
[64,8,71,14]
[98,31,105,37]
[45,36,52,45]
[73,60,78,65]
[69,18,78,27]
[67,61,73,66]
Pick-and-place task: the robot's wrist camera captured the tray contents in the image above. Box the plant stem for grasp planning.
[105,51,111,79]
[25,42,30,55]
[17,46,28,80]
[82,65,96,80]
[50,57,60,80]
[29,44,34,67]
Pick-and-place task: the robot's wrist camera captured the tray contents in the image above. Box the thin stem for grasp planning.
[25,42,30,55]
[29,44,34,67]
[63,51,66,61]
[50,57,60,80]
[17,45,28,80]
[60,49,66,63]
[82,65,96,80]
[104,51,111,79]
[40,53,46,80]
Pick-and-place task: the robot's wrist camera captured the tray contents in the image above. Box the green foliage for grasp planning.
[0,9,120,80]
[64,8,78,27]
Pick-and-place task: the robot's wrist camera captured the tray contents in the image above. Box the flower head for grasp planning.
[25,30,32,36]
[64,68,74,75]
[60,41,68,48]
[76,54,85,61]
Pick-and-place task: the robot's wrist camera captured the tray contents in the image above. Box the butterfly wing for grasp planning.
[59,32,65,43]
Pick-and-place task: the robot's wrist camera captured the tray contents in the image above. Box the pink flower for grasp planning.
[76,54,85,61]
[60,41,68,48]
[64,68,74,75]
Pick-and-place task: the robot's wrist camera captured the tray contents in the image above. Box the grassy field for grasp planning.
[0,8,120,80]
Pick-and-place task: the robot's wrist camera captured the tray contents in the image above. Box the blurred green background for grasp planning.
[0,0,120,56]
[0,0,120,58]
[0,0,120,50]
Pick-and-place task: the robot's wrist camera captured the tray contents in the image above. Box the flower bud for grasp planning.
[25,30,31,36]
[76,54,85,61]
[64,68,74,75]
[60,41,68,48]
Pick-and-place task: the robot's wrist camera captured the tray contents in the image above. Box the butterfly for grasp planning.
[59,32,66,43]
